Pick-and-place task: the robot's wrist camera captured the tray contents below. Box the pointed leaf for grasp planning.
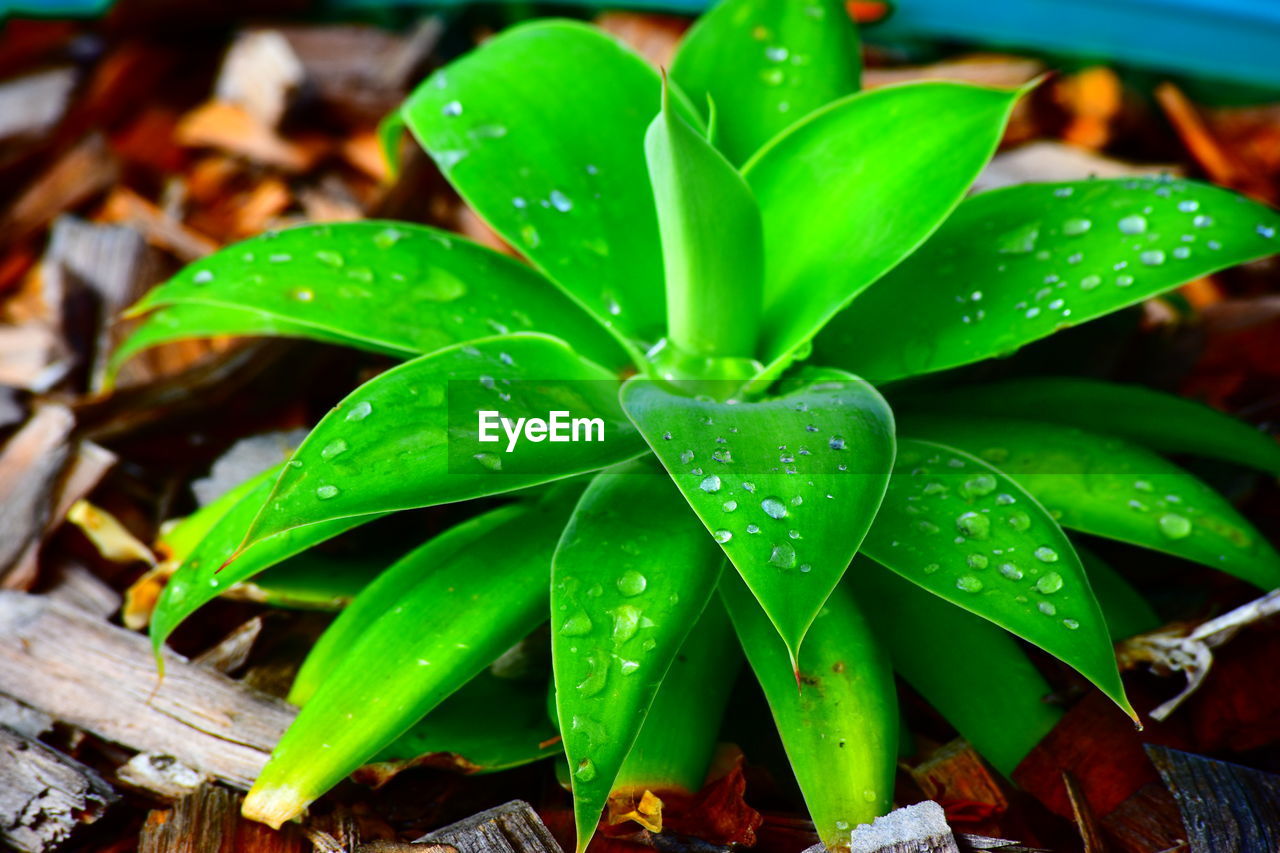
[645,86,762,358]
[900,377,1280,476]
[119,222,625,371]
[151,464,380,654]
[620,373,895,662]
[401,21,676,355]
[238,334,643,551]
[859,439,1133,718]
[721,571,897,845]
[242,495,573,828]
[849,558,1062,776]
[288,503,531,706]
[744,81,1022,369]
[670,0,860,166]
[821,178,1280,381]
[553,461,724,852]
[905,415,1280,589]
[110,302,362,384]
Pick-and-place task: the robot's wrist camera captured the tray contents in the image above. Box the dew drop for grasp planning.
[1038,601,1057,616]
[956,575,984,593]
[1062,217,1092,236]
[1140,249,1166,266]
[1080,274,1102,290]
[699,475,722,493]
[320,439,348,461]
[612,605,641,642]
[967,553,989,569]
[1036,572,1064,594]
[560,611,592,636]
[999,563,1023,580]
[746,524,760,534]
[549,190,573,212]
[574,759,597,781]
[1158,513,1192,539]
[316,485,340,500]
[962,474,997,496]
[956,511,991,539]
[1063,618,1080,630]
[617,570,647,596]
[345,401,372,422]
[473,452,502,472]
[768,543,797,569]
[1118,214,1148,234]
[761,497,789,519]
[442,100,463,116]
[722,500,738,512]
[713,529,733,544]
[315,250,344,267]
[1034,546,1059,563]
[193,269,214,283]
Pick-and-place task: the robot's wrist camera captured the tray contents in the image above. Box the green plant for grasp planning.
[117,0,1280,848]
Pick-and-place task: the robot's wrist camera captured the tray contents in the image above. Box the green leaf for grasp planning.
[242,495,573,828]
[109,302,362,384]
[400,21,675,356]
[288,503,532,706]
[241,551,378,611]
[821,178,1280,381]
[151,464,380,656]
[721,571,897,846]
[552,461,724,853]
[849,558,1062,776]
[670,0,860,166]
[905,415,1280,589]
[899,377,1280,476]
[744,81,1022,370]
[119,222,625,372]
[859,438,1133,718]
[366,669,560,777]
[645,84,762,359]
[612,598,740,796]
[237,334,644,552]
[1075,544,1161,641]
[620,372,895,663]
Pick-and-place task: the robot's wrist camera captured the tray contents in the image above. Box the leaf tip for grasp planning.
[242,783,306,830]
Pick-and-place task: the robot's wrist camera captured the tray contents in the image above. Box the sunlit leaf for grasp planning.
[745,81,1022,371]
[899,377,1280,476]
[239,334,644,552]
[401,21,683,356]
[620,371,894,663]
[823,178,1280,381]
[645,84,762,359]
[849,558,1062,776]
[553,461,724,852]
[119,222,626,372]
[905,415,1280,589]
[859,438,1133,717]
[671,0,860,166]
[721,571,896,847]
[242,495,574,828]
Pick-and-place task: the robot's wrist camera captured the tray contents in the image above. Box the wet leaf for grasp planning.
[242,495,573,828]
[151,465,379,656]
[745,81,1022,371]
[721,571,896,847]
[553,460,724,852]
[401,21,685,357]
[613,598,740,797]
[671,0,860,166]
[238,334,644,552]
[849,558,1063,776]
[620,372,894,663]
[860,438,1132,718]
[645,84,762,358]
[823,178,1280,381]
[899,377,1280,476]
[905,415,1280,589]
[118,222,626,373]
